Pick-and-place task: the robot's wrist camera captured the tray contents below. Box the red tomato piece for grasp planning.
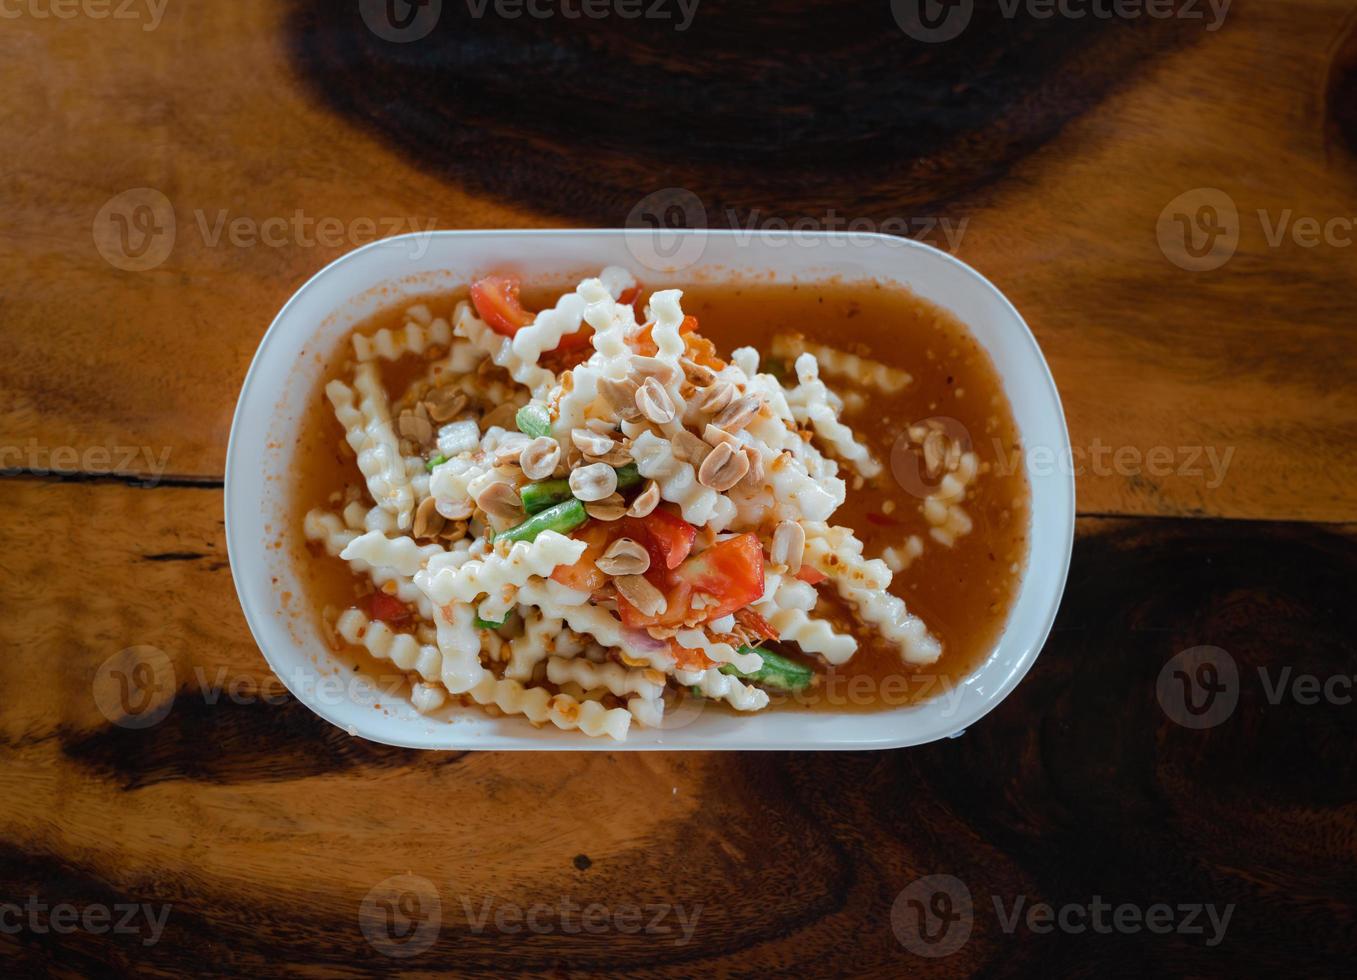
[632,322,659,356]
[632,317,699,354]
[628,506,695,570]
[552,325,594,351]
[682,329,725,371]
[470,276,534,337]
[675,532,766,622]
[550,521,619,593]
[795,565,828,586]
[617,283,642,306]
[616,532,765,629]
[369,592,410,624]
[473,275,596,351]
[668,641,715,671]
[617,578,693,630]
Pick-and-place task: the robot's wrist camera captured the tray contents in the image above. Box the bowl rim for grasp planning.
[225,228,1075,750]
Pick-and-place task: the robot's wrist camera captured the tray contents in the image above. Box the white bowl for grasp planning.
[225,229,1074,750]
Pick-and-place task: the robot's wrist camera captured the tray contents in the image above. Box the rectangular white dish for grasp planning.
[225,229,1074,750]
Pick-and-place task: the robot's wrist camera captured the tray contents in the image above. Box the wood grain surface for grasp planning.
[0,481,1353,974]
[2,0,1356,974]
[0,0,1354,518]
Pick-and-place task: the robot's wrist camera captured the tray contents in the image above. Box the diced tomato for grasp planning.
[866,512,899,527]
[550,555,603,593]
[369,592,410,624]
[619,285,644,325]
[470,276,534,337]
[553,325,594,351]
[632,315,709,359]
[554,513,697,611]
[617,532,765,629]
[629,506,694,570]
[675,533,766,622]
[550,521,618,593]
[795,565,828,586]
[473,275,600,351]
[668,641,716,671]
[682,330,725,371]
[634,314,697,340]
[617,579,691,630]
[632,322,659,356]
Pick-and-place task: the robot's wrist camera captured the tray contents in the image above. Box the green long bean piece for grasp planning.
[520,463,641,514]
[515,402,553,439]
[493,498,588,544]
[719,645,814,693]
[612,462,642,490]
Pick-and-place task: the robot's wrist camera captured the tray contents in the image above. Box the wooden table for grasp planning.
[3,1,1355,974]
